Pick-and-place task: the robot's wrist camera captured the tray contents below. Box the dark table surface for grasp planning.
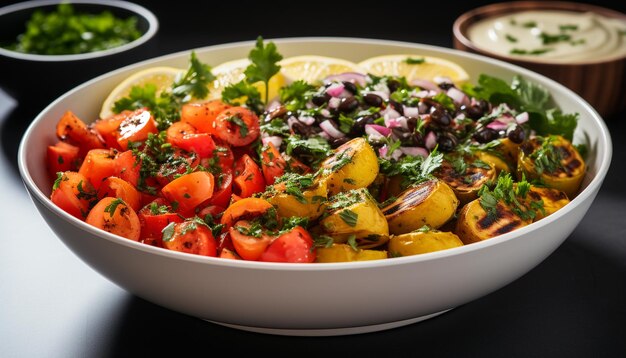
[1,1,625,357]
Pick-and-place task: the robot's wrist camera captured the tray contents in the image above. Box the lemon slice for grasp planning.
[357,54,470,83]
[99,66,184,119]
[206,58,285,102]
[279,55,366,85]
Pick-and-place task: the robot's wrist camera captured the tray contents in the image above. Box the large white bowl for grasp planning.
[18,38,612,336]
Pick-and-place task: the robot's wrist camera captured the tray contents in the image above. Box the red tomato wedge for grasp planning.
[98,176,142,212]
[93,112,126,150]
[233,154,265,198]
[114,150,141,188]
[229,220,274,261]
[86,197,141,241]
[161,171,215,216]
[220,197,273,228]
[212,106,260,147]
[50,171,97,219]
[260,142,287,185]
[181,100,231,134]
[260,226,316,263]
[138,198,183,247]
[56,111,104,156]
[47,141,80,178]
[78,148,117,190]
[117,108,158,150]
[162,220,217,256]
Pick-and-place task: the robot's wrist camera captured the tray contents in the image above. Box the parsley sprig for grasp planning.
[478,172,540,221]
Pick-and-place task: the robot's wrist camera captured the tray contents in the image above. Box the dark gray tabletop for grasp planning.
[1,1,625,356]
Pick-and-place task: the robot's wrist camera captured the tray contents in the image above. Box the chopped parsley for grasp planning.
[404,57,425,64]
[529,136,566,175]
[505,34,518,43]
[245,36,283,104]
[225,115,249,138]
[478,172,539,221]
[338,209,359,227]
[104,198,125,216]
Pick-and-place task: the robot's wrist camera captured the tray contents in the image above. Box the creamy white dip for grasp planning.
[467,10,626,63]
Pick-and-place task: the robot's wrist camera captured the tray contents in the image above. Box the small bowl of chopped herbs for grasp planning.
[0,0,158,110]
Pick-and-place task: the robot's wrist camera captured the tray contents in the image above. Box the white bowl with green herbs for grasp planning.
[18,38,611,336]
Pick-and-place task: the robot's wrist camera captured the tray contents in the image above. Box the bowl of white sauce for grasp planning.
[453,1,626,118]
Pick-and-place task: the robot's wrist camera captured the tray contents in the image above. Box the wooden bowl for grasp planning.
[453,1,626,118]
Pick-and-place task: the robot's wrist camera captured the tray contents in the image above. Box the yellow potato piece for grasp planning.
[316,244,388,263]
[388,230,463,257]
[455,199,532,245]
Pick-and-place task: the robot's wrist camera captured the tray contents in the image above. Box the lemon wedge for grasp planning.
[357,54,470,83]
[279,55,366,85]
[206,58,285,102]
[99,66,185,120]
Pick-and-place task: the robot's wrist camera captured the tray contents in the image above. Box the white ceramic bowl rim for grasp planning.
[17,37,613,271]
[0,0,158,62]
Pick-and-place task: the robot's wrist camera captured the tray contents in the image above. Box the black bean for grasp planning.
[350,115,375,136]
[329,136,350,148]
[389,100,404,115]
[472,128,499,143]
[312,92,331,106]
[338,96,359,113]
[363,93,383,107]
[507,125,526,144]
[291,121,318,137]
[342,81,358,94]
[387,79,401,93]
[463,104,484,120]
[430,108,451,126]
[437,132,458,152]
[438,82,454,90]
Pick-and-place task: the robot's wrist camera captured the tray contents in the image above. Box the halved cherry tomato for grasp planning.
[162,220,216,256]
[98,176,141,211]
[79,148,118,190]
[114,150,141,188]
[93,112,127,150]
[166,121,216,158]
[212,106,260,147]
[259,226,316,263]
[50,171,97,219]
[86,197,141,241]
[206,171,232,208]
[260,142,287,185]
[233,154,265,198]
[161,171,215,216]
[117,108,158,150]
[219,247,240,259]
[47,141,80,178]
[56,111,104,156]
[200,141,235,173]
[138,198,183,247]
[220,197,273,228]
[181,100,231,134]
[229,220,274,261]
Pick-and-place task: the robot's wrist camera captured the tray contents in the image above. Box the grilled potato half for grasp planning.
[435,154,496,204]
[315,244,388,262]
[455,199,532,244]
[517,135,585,198]
[319,188,389,248]
[382,179,459,235]
[388,230,463,257]
[522,185,570,221]
[317,137,379,196]
[265,180,328,220]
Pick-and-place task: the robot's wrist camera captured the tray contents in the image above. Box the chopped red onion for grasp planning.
[413,90,430,98]
[486,120,508,131]
[447,87,469,107]
[515,112,529,124]
[390,148,403,161]
[287,116,298,129]
[262,136,283,148]
[411,79,441,92]
[320,120,345,138]
[434,76,452,85]
[400,146,429,158]
[382,107,401,122]
[318,131,330,140]
[365,124,391,137]
[266,100,281,112]
[378,145,388,158]
[387,116,408,130]
[403,106,419,118]
[425,131,437,150]
[328,97,341,109]
[325,82,345,97]
[496,113,515,123]
[320,109,332,117]
[418,102,429,114]
[298,115,316,125]
[324,72,367,87]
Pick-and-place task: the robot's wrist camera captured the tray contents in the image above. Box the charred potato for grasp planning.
[388,229,463,257]
[319,188,389,248]
[517,135,585,198]
[382,179,459,235]
[435,154,496,204]
[315,244,388,262]
[318,137,378,196]
[455,199,532,245]
[522,185,570,221]
[265,179,328,220]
